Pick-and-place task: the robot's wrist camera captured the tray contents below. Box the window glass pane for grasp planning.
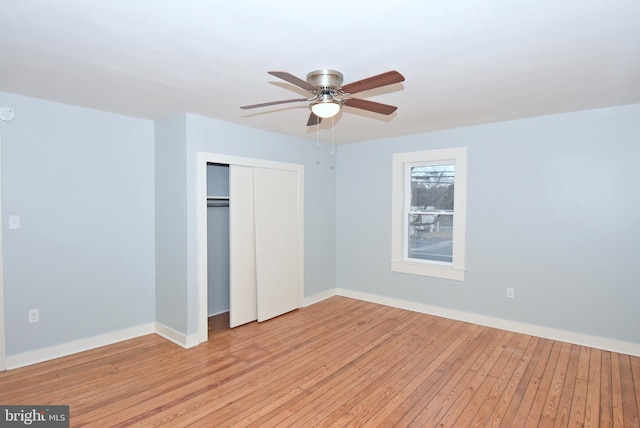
[408,214,453,263]
[407,164,455,263]
[410,164,455,211]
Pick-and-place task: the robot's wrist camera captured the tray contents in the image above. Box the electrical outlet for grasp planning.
[28,309,39,323]
[506,288,514,299]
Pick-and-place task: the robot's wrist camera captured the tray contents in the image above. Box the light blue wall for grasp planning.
[336,103,640,345]
[0,92,155,355]
[154,114,189,333]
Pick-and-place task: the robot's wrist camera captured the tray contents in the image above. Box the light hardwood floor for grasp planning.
[1,296,639,427]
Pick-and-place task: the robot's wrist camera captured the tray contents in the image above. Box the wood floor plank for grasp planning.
[455,333,529,428]
[498,337,553,427]
[619,354,640,427]
[631,355,640,424]
[584,348,602,428]
[1,296,639,427]
[567,346,592,427]
[538,341,572,427]
[509,340,560,426]
[468,334,535,428]
[523,340,565,427]
[552,344,581,428]
[483,336,540,428]
[600,351,613,428]
[611,352,626,428]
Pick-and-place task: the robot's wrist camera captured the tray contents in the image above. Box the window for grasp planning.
[391,147,467,280]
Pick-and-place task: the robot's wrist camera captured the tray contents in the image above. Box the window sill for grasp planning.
[390,260,465,281]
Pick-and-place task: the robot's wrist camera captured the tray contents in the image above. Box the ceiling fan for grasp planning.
[240,69,405,126]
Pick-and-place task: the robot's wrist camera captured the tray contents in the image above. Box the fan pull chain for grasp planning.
[331,116,335,155]
[315,120,321,164]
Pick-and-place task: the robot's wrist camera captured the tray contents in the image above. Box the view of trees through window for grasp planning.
[408,164,455,263]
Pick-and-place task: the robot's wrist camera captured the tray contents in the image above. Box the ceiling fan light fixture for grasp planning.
[311,101,341,118]
[311,92,342,118]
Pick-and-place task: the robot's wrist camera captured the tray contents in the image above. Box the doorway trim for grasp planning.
[196,152,304,344]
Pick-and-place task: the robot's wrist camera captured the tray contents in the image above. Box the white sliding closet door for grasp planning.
[228,164,302,327]
[253,167,302,322]
[229,165,257,327]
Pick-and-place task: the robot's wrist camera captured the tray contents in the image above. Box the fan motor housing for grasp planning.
[306,69,344,89]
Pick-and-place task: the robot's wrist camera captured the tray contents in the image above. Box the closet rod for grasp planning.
[207,196,229,208]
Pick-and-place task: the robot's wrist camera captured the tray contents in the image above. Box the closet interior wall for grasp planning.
[207,163,230,317]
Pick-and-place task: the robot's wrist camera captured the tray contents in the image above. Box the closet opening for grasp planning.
[206,162,230,335]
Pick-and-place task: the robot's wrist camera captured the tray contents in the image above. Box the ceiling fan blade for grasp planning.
[306,112,322,126]
[240,98,308,109]
[344,98,398,115]
[268,71,317,92]
[341,70,405,94]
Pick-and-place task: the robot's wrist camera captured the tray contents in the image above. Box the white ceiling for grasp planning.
[1,0,639,144]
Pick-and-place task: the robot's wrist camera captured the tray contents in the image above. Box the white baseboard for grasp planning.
[208,309,230,317]
[303,289,337,307]
[155,322,199,349]
[6,323,155,370]
[336,288,640,357]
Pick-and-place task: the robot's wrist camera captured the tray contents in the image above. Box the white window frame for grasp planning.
[391,147,467,281]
